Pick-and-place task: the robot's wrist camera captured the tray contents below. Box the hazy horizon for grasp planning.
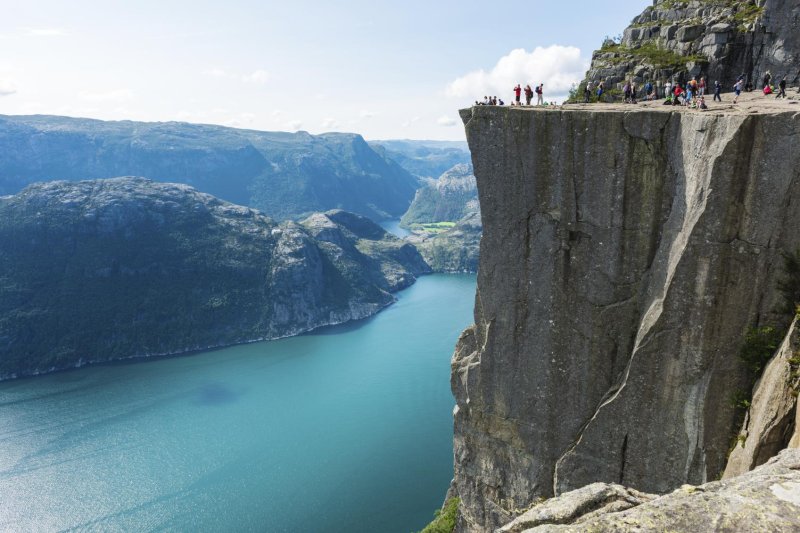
[1,0,650,140]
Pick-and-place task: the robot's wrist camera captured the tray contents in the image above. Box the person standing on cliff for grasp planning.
[777,76,787,98]
[524,84,533,106]
[714,80,722,102]
[513,84,522,105]
[584,82,592,103]
[734,78,743,104]
[699,77,707,97]
[597,80,605,101]
[763,71,772,90]
[536,84,544,105]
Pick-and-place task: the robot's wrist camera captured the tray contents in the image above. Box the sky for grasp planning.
[0,0,650,140]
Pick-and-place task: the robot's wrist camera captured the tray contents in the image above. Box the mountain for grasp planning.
[0,178,429,379]
[0,115,418,221]
[399,163,481,273]
[369,139,471,180]
[400,163,478,227]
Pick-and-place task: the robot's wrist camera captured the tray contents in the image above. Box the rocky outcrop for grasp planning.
[725,319,800,478]
[453,104,800,531]
[0,178,429,380]
[499,449,800,532]
[582,0,800,93]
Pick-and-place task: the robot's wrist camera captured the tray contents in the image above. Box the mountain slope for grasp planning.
[0,177,429,379]
[0,115,418,221]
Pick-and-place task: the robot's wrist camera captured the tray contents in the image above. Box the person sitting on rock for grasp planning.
[673,84,684,106]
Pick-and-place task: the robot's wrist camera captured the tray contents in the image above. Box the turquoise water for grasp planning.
[0,274,475,532]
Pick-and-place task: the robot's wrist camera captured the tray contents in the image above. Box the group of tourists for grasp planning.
[512,84,545,106]
[584,71,793,109]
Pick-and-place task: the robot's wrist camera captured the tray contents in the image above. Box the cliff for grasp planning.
[452,102,800,531]
[0,178,430,379]
[401,164,479,227]
[0,115,418,221]
[582,0,800,93]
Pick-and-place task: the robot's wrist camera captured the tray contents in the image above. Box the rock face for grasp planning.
[500,449,800,532]
[0,115,418,221]
[725,319,800,478]
[582,0,800,93]
[453,105,800,531]
[0,178,430,379]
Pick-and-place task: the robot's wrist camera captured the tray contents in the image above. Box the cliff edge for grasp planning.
[452,102,800,531]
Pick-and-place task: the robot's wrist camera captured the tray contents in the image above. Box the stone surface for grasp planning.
[0,178,430,379]
[500,449,800,532]
[497,483,655,533]
[453,103,800,532]
[725,319,800,479]
[580,0,800,96]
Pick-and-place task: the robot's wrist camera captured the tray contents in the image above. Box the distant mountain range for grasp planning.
[0,115,419,222]
[369,139,471,180]
[0,178,430,379]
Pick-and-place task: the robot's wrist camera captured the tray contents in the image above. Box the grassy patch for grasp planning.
[418,498,459,533]
[601,42,706,70]
[410,221,457,234]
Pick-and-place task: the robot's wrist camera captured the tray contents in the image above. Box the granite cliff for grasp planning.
[0,177,429,379]
[451,101,800,531]
[581,0,800,94]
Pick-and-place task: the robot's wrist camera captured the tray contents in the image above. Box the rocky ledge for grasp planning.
[0,177,430,379]
[500,449,800,532]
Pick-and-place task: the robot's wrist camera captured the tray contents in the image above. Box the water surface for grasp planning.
[379,219,411,238]
[0,275,475,532]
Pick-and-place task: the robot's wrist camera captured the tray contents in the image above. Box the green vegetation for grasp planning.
[417,498,459,533]
[410,221,457,234]
[739,326,784,376]
[602,42,706,70]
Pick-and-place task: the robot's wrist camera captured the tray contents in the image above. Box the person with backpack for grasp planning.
[596,80,604,101]
[524,84,533,105]
[536,84,544,105]
[644,81,653,101]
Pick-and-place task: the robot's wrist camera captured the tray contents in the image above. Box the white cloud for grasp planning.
[359,109,375,119]
[286,120,303,131]
[401,116,420,128]
[446,45,588,101]
[0,79,17,96]
[321,117,339,130]
[437,115,457,127]
[79,89,134,102]
[23,27,68,37]
[202,68,229,78]
[242,69,269,84]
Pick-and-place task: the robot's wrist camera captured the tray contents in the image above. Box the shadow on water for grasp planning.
[194,382,239,406]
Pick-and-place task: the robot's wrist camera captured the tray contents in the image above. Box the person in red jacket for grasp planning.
[524,84,533,105]
[513,84,522,105]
